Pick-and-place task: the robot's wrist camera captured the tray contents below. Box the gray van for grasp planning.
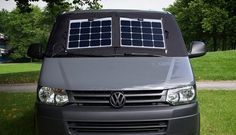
[27,10,206,135]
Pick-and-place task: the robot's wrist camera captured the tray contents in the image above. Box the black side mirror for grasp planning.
[27,43,44,59]
[189,41,206,58]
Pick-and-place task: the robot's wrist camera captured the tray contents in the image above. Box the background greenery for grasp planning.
[0,0,102,61]
[165,0,236,51]
[1,0,236,61]
[0,91,235,135]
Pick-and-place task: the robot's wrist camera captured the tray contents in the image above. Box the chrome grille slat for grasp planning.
[69,90,166,107]
[126,99,162,103]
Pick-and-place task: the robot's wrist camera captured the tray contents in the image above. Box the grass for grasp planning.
[191,50,236,80]
[198,91,236,135]
[0,63,41,84]
[0,63,41,74]
[0,93,36,135]
[0,91,235,135]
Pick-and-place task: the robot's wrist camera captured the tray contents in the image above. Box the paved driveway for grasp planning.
[197,81,236,90]
[0,81,236,92]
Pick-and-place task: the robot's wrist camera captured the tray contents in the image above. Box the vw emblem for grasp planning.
[109,92,126,108]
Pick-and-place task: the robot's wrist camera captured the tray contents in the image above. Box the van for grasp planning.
[27,10,206,135]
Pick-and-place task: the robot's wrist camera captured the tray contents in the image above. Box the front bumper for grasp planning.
[36,102,200,135]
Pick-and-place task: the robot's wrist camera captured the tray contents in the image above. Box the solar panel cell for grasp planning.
[81,28,90,34]
[122,40,131,45]
[153,35,163,40]
[143,41,153,47]
[152,22,162,28]
[132,34,142,39]
[101,27,111,32]
[91,27,100,33]
[142,28,152,33]
[101,40,111,45]
[69,41,79,48]
[143,34,152,40]
[102,20,111,26]
[132,27,141,33]
[131,21,141,27]
[70,29,79,34]
[80,34,90,40]
[121,21,130,26]
[81,22,90,27]
[90,40,100,46]
[69,35,79,41]
[153,29,162,34]
[154,41,164,47]
[80,41,90,47]
[121,33,131,38]
[142,22,151,27]
[91,34,100,39]
[91,21,100,26]
[133,40,142,46]
[102,33,111,38]
[71,22,80,28]
[121,27,131,32]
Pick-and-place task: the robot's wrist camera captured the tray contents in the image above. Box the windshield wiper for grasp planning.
[123,53,162,57]
[65,52,107,57]
[53,51,162,57]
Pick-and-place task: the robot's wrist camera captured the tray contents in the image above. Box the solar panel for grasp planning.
[120,18,165,49]
[67,18,112,49]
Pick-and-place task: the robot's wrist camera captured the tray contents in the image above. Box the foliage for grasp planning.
[0,0,102,61]
[1,7,48,60]
[14,0,102,12]
[165,0,236,51]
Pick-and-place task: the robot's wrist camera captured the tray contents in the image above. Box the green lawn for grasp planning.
[0,93,36,135]
[198,91,236,135]
[0,63,41,84]
[191,50,236,80]
[0,91,235,135]
[0,63,41,74]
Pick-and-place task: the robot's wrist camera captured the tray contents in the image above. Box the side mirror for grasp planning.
[189,41,206,58]
[27,43,44,59]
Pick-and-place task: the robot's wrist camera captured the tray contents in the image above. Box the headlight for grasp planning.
[166,86,196,105]
[38,86,69,106]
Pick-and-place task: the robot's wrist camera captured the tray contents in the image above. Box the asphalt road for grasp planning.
[0,81,236,92]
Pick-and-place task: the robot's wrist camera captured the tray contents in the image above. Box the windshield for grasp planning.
[45,10,188,57]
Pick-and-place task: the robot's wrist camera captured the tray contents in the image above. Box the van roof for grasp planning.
[65,9,169,14]
[45,10,187,57]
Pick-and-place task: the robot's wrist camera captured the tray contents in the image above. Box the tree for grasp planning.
[13,0,102,12]
[1,7,47,60]
[165,0,236,51]
[1,0,102,61]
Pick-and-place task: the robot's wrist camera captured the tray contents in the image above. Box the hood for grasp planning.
[40,57,194,90]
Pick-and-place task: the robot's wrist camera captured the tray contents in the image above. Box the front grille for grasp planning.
[67,120,168,134]
[68,90,167,107]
